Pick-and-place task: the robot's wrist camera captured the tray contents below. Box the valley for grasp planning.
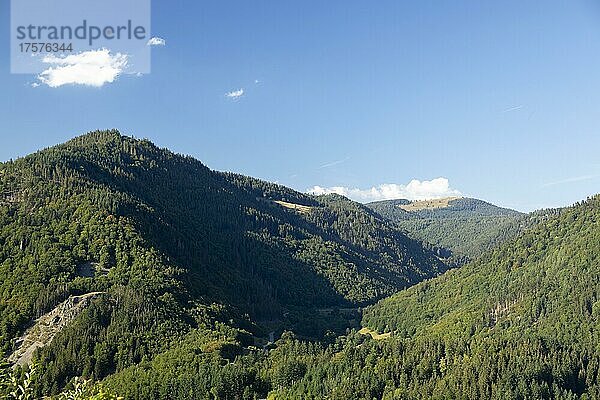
[0,131,597,400]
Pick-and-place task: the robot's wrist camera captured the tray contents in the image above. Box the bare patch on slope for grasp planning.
[9,292,105,366]
[273,200,312,214]
[358,327,391,340]
[257,197,313,214]
[398,197,462,212]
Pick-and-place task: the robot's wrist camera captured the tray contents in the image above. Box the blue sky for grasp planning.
[1,1,600,211]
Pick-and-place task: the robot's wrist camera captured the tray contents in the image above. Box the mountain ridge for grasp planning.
[368,196,526,260]
[4,130,592,399]
[0,130,451,394]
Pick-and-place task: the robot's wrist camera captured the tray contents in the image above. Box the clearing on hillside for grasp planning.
[358,327,391,340]
[397,197,462,212]
[273,200,312,214]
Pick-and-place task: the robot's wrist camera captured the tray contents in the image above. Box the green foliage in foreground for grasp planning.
[0,363,120,400]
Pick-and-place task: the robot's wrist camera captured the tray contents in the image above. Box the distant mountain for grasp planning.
[0,130,448,395]
[368,197,526,260]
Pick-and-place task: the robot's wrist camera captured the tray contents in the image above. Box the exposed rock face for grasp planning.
[8,292,105,366]
[75,262,110,278]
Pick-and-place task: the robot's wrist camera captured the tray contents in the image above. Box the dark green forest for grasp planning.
[0,131,447,398]
[2,130,599,399]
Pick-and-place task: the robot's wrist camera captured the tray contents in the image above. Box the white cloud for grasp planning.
[318,157,350,169]
[147,37,166,46]
[225,88,244,100]
[307,178,461,203]
[37,49,128,88]
[542,175,598,188]
[502,105,523,113]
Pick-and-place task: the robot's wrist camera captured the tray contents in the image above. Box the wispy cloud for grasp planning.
[36,49,128,88]
[502,105,523,113]
[147,37,166,46]
[225,88,244,100]
[307,178,461,203]
[542,175,599,188]
[318,157,350,169]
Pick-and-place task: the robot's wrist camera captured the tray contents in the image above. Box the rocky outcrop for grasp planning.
[9,292,105,366]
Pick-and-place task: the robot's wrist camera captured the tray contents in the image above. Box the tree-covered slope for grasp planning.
[368,197,525,260]
[225,197,597,400]
[332,195,600,398]
[3,131,595,399]
[0,130,448,395]
[95,185,596,399]
[362,198,585,337]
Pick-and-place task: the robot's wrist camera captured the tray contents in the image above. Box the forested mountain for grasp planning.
[0,130,448,396]
[368,197,526,260]
[336,195,600,398]
[93,194,599,399]
[4,130,595,400]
